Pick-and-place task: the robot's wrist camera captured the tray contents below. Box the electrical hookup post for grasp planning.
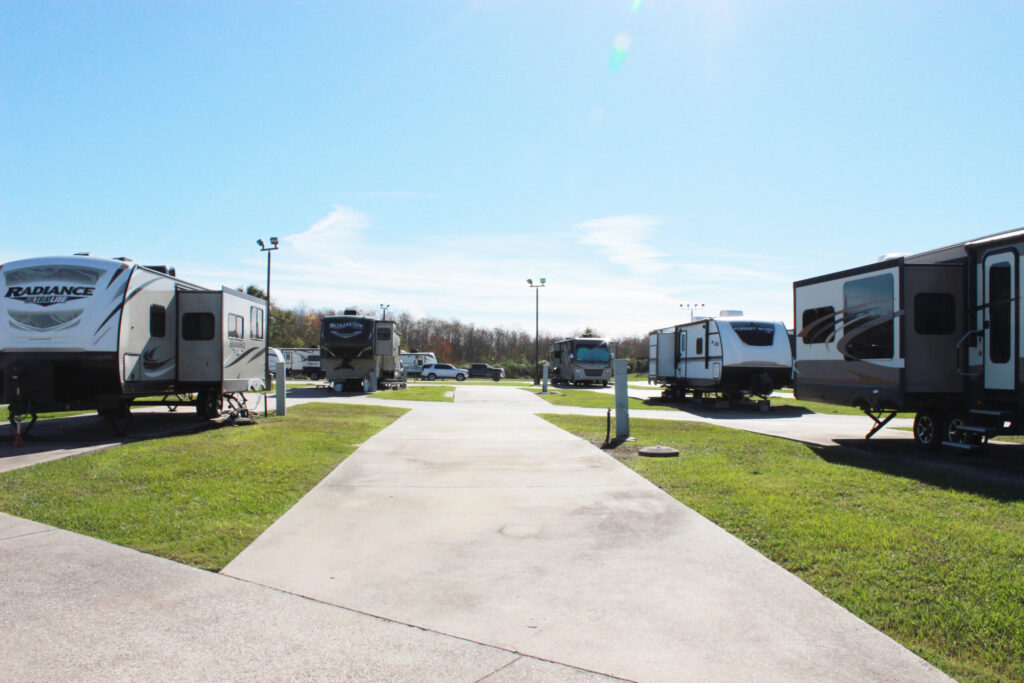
[270,348,287,416]
[613,359,629,439]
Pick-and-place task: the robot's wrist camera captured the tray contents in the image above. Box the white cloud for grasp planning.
[573,215,669,272]
[284,206,370,256]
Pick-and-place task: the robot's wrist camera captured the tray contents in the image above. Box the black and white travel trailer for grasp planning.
[793,226,1024,450]
[270,347,322,379]
[0,255,267,432]
[549,335,615,386]
[320,310,404,392]
[399,350,437,377]
[648,316,792,401]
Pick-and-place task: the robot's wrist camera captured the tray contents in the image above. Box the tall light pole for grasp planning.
[680,303,705,321]
[257,237,279,415]
[527,278,546,384]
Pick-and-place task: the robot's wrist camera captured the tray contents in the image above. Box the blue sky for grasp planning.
[3,1,1023,336]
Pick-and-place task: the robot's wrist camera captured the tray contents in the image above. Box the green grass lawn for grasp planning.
[0,403,407,571]
[768,396,915,418]
[539,413,1023,683]
[523,387,676,411]
[375,385,454,402]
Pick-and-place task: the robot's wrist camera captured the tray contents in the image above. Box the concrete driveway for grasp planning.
[224,386,947,681]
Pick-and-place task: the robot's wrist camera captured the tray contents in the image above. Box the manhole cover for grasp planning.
[639,445,679,458]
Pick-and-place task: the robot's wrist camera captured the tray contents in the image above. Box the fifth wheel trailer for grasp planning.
[320,310,404,392]
[793,226,1024,450]
[648,316,792,400]
[0,254,267,433]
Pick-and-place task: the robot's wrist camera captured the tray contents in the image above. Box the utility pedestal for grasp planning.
[613,359,629,439]
[270,348,286,416]
[542,364,549,393]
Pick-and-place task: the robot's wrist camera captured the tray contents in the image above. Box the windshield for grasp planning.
[574,340,611,363]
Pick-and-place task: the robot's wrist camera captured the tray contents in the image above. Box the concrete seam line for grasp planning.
[471,655,522,683]
[218,574,635,682]
[0,528,56,543]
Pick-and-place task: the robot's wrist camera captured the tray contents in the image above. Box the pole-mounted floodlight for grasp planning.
[680,303,705,321]
[258,237,280,416]
[380,303,390,320]
[527,277,547,385]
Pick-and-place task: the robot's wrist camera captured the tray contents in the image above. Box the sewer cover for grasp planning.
[639,445,679,458]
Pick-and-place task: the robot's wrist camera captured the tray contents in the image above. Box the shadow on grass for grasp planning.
[809,437,1024,501]
[0,409,220,463]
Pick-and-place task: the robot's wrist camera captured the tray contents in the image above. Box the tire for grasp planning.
[427,373,437,381]
[913,412,945,451]
[602,381,609,387]
[946,414,983,447]
[456,374,466,381]
[197,389,222,420]
[492,374,500,382]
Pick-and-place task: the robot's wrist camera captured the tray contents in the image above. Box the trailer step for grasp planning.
[954,424,998,436]
[941,440,984,452]
[968,408,1016,418]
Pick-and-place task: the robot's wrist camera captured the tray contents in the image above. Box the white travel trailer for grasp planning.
[320,310,404,392]
[0,255,266,432]
[399,350,437,377]
[648,316,792,400]
[270,347,322,379]
[549,335,615,386]
[793,226,1024,450]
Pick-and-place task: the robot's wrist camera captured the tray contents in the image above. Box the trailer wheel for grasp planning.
[197,389,222,420]
[913,412,945,451]
[946,414,983,447]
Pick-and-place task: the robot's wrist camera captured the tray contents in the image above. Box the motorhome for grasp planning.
[549,335,615,386]
[270,347,322,379]
[648,315,792,401]
[793,226,1024,450]
[399,350,437,377]
[320,310,404,391]
[0,255,267,432]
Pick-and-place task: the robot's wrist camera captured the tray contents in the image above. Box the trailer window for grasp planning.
[228,314,244,339]
[913,293,955,335]
[150,305,166,338]
[728,322,775,346]
[678,332,687,356]
[842,274,894,360]
[696,338,703,355]
[376,327,392,341]
[250,306,264,340]
[989,263,1012,364]
[182,312,215,340]
[800,306,835,344]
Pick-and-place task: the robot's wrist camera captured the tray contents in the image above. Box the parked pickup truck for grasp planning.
[469,363,504,381]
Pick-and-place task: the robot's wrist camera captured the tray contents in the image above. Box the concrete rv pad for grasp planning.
[223,388,947,681]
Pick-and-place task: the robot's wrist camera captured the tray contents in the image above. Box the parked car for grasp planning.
[420,363,468,381]
[469,363,504,381]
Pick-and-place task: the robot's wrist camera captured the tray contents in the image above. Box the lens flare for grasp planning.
[631,0,642,11]
[609,33,631,71]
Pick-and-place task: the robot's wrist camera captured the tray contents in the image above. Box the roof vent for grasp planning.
[877,253,907,263]
[74,252,91,256]
[344,308,358,315]
[114,257,132,262]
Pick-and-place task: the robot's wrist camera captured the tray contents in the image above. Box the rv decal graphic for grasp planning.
[328,321,366,339]
[224,346,259,368]
[4,285,96,308]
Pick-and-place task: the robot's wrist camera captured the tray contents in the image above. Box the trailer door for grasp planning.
[983,252,1016,391]
[904,264,965,393]
[655,332,675,377]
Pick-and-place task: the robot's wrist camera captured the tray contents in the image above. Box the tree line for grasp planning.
[246,286,649,378]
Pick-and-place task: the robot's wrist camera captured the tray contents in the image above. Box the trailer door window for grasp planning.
[696,338,703,355]
[913,293,956,335]
[842,274,894,360]
[989,263,1012,364]
[182,312,215,340]
[228,314,244,340]
[150,305,166,338]
[800,306,835,344]
[376,327,392,340]
[250,306,264,340]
